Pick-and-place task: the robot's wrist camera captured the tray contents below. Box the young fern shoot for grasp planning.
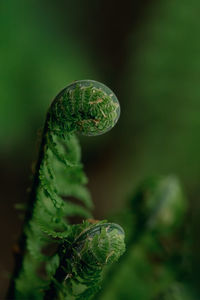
[44,222,125,300]
[9,80,125,300]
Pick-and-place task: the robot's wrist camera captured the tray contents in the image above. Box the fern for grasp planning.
[44,222,125,300]
[96,176,188,300]
[8,80,125,300]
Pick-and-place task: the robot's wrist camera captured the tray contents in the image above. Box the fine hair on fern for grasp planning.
[7,80,125,300]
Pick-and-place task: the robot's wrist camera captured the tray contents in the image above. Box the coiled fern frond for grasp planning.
[8,80,125,300]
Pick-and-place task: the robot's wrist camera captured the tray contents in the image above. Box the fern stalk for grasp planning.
[8,80,124,300]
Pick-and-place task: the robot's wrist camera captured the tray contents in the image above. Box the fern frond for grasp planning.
[8,80,124,300]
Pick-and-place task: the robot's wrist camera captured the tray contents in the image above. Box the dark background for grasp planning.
[1,0,200,298]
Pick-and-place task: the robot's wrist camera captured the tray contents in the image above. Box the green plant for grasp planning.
[8,80,125,300]
[8,79,194,300]
[96,176,193,300]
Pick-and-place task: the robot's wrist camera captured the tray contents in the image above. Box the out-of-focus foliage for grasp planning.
[122,0,200,192]
[97,176,197,300]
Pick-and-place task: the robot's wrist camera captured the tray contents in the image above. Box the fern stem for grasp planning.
[6,114,50,299]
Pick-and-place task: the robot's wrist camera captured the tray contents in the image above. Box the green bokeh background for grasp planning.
[1,0,199,298]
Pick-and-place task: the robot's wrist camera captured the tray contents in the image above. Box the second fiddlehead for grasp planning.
[9,80,124,300]
[44,222,125,300]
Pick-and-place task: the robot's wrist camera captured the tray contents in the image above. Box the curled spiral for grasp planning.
[44,222,125,300]
[49,80,120,136]
[73,222,125,266]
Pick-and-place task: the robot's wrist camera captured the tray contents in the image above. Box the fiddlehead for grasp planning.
[44,222,125,300]
[49,80,120,136]
[8,80,123,300]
